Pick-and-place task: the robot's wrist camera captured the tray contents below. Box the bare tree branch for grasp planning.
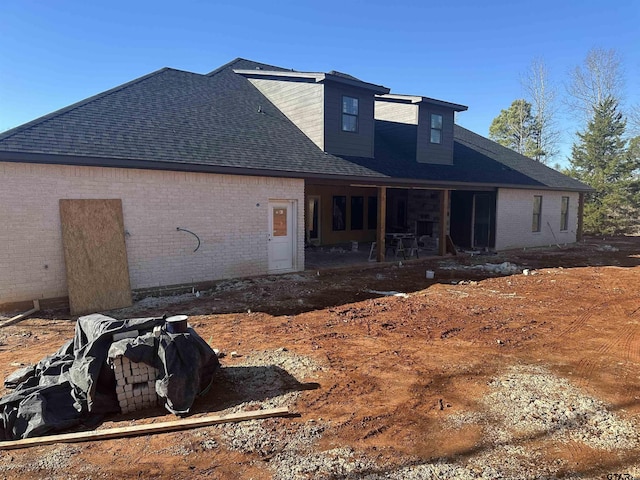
[566,47,625,119]
[520,58,560,164]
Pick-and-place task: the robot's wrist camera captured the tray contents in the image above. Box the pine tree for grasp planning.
[489,99,545,160]
[568,97,639,234]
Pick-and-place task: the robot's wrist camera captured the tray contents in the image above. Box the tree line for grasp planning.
[488,48,640,235]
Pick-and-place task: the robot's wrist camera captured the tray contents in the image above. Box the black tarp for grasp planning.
[0,313,220,440]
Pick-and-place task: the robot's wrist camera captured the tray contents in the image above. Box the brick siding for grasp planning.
[0,162,304,305]
[495,188,579,250]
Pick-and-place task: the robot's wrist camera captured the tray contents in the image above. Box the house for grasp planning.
[0,58,591,311]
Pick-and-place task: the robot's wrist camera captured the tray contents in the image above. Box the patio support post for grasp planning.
[376,186,387,262]
[438,189,450,256]
[577,192,585,242]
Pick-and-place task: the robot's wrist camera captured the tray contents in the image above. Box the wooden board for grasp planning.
[0,407,290,450]
[0,300,39,328]
[60,199,132,315]
[446,235,457,256]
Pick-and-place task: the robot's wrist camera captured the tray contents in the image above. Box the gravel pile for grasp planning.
[214,349,376,479]
[355,364,639,479]
[235,349,325,378]
[272,447,375,480]
[211,349,326,412]
[450,364,639,451]
[214,273,313,292]
[181,357,640,479]
[441,364,640,479]
[357,460,502,480]
[489,365,638,450]
[110,291,199,315]
[0,445,82,479]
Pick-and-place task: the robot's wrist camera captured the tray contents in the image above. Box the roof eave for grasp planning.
[234,69,390,94]
[377,94,468,112]
[321,74,390,94]
[0,150,594,192]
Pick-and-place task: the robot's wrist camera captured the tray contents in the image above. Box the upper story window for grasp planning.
[532,195,542,232]
[430,114,443,143]
[342,96,359,132]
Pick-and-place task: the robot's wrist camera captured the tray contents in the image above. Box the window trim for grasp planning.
[560,196,569,231]
[532,195,542,233]
[341,96,359,133]
[430,113,443,144]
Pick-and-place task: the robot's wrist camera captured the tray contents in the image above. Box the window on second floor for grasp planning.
[430,114,443,144]
[532,195,542,232]
[560,196,569,231]
[342,96,359,132]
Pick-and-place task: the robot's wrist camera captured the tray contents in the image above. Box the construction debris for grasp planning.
[0,407,290,450]
[0,300,40,329]
[597,244,619,252]
[0,313,220,440]
[364,290,409,298]
[112,355,160,414]
[441,262,523,275]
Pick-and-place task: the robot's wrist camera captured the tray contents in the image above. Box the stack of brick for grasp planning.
[112,355,161,414]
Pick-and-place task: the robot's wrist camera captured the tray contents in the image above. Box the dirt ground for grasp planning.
[0,236,639,479]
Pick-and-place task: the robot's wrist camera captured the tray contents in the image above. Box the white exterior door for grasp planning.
[268,201,295,272]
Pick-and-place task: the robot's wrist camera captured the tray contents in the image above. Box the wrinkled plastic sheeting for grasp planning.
[107,328,220,415]
[155,329,220,415]
[0,313,220,440]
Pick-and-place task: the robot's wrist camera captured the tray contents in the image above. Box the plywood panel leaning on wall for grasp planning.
[59,199,132,315]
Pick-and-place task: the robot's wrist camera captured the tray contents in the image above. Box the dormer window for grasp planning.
[430,114,443,144]
[342,96,359,132]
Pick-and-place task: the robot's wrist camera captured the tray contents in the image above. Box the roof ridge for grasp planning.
[0,67,174,143]
[206,57,248,77]
[206,58,291,77]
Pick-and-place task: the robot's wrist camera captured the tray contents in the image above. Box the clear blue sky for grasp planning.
[1,0,638,166]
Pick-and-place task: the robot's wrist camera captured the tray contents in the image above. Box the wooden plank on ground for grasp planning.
[0,300,39,328]
[59,199,132,315]
[0,407,290,450]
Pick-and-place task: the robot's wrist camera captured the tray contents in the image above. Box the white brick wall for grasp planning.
[0,162,304,304]
[495,188,579,251]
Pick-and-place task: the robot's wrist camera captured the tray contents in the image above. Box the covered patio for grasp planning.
[304,240,440,271]
[305,180,497,265]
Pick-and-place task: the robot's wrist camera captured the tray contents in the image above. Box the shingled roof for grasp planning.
[340,121,590,191]
[0,57,591,191]
[0,58,382,179]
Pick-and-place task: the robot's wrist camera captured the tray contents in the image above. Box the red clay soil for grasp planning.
[0,236,639,479]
